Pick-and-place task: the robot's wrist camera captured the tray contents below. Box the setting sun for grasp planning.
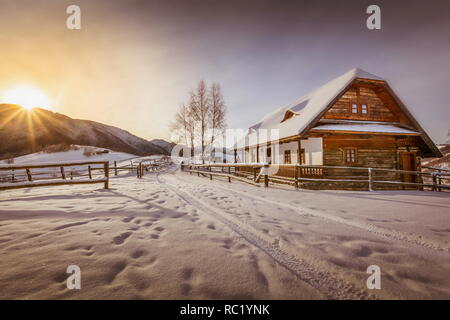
[1,86,52,110]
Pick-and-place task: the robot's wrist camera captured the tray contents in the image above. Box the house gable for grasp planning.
[302,78,441,157]
[323,84,399,122]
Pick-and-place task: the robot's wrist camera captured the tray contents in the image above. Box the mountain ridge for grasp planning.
[0,104,173,159]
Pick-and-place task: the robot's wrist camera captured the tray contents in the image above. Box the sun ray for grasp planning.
[0,106,24,130]
[30,108,50,136]
[26,110,37,153]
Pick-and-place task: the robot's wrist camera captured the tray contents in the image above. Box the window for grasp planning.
[344,148,357,163]
[284,150,291,164]
[361,104,367,114]
[350,103,369,114]
[281,110,297,123]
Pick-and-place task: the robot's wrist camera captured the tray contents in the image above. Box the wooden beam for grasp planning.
[60,167,66,180]
[0,160,109,171]
[0,178,108,191]
[256,145,259,163]
[25,169,32,182]
[310,129,420,136]
[104,162,109,189]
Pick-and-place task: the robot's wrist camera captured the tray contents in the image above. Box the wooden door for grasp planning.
[400,152,416,184]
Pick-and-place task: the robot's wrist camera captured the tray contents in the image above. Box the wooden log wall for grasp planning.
[323,85,397,122]
[322,134,410,189]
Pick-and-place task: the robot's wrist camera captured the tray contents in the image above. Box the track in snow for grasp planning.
[173,168,449,254]
[155,169,380,300]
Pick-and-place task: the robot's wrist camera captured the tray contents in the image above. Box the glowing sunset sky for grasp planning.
[0,0,449,143]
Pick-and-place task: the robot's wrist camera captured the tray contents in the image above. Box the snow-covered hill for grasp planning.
[150,139,176,154]
[0,145,137,166]
[0,104,171,159]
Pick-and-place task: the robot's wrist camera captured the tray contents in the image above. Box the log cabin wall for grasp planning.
[323,85,399,122]
[323,134,398,168]
[321,134,423,189]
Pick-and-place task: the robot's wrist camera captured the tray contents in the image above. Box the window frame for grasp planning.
[348,102,370,115]
[343,148,357,164]
[361,103,368,114]
[284,150,292,164]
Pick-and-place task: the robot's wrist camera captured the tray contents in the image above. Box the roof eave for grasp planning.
[309,129,421,136]
[383,82,443,158]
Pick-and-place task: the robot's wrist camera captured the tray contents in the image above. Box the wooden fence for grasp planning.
[0,160,110,191]
[0,156,172,192]
[135,158,172,178]
[181,163,450,192]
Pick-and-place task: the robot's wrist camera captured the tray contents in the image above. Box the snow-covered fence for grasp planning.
[134,157,172,178]
[0,160,110,191]
[422,166,450,192]
[181,163,450,192]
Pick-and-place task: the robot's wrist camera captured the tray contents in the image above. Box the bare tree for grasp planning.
[186,97,196,158]
[173,80,227,162]
[170,103,195,158]
[191,80,209,163]
[209,83,227,146]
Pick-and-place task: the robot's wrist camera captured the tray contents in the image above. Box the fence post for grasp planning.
[264,164,269,187]
[70,171,73,180]
[114,161,118,176]
[104,161,109,189]
[228,166,231,183]
[417,171,424,191]
[12,169,15,182]
[368,168,373,192]
[209,166,212,180]
[26,168,32,182]
[88,165,92,179]
[438,172,442,192]
[60,166,66,180]
[294,165,299,189]
[432,172,437,192]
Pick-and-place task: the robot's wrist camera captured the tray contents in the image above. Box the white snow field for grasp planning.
[0,163,449,299]
[0,146,137,166]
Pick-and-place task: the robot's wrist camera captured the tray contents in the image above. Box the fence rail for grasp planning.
[0,156,173,192]
[0,160,110,191]
[181,162,450,192]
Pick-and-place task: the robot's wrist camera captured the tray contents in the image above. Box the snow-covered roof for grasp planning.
[311,124,420,135]
[238,68,384,146]
[235,67,442,157]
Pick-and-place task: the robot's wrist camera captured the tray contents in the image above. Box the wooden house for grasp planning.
[233,68,442,188]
